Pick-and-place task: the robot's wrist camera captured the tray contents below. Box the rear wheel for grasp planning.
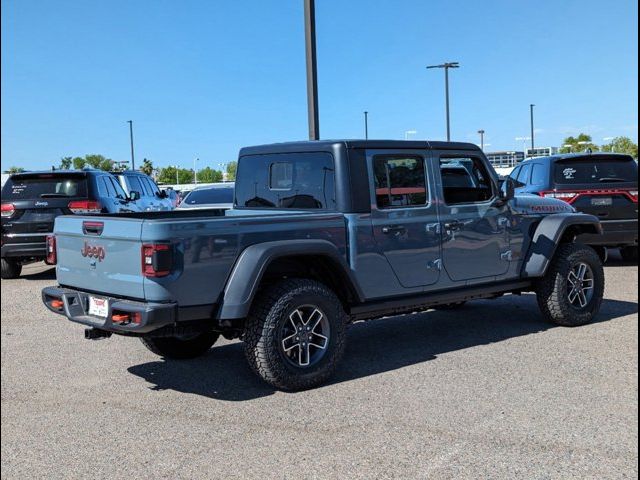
[244,278,347,391]
[536,243,604,327]
[620,246,638,263]
[1,258,22,279]
[140,331,219,359]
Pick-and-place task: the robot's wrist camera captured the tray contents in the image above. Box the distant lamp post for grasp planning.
[404,130,417,140]
[426,61,460,141]
[127,120,135,170]
[530,104,536,151]
[364,111,369,139]
[478,129,485,151]
[193,158,199,184]
[175,165,180,185]
[516,136,532,155]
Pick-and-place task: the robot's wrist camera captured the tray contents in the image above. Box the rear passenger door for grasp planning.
[368,149,441,288]
[434,151,511,282]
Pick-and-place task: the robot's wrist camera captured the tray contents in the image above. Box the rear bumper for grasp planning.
[578,219,638,246]
[1,241,46,259]
[42,286,177,334]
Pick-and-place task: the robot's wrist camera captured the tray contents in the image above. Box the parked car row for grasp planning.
[1,167,236,278]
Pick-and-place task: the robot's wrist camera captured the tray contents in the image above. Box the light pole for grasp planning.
[193,158,199,184]
[426,62,460,141]
[304,0,320,140]
[404,130,417,140]
[478,129,485,151]
[127,120,135,170]
[174,165,179,185]
[603,137,615,152]
[364,111,369,139]
[530,104,535,152]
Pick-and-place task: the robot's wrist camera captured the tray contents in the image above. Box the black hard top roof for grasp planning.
[239,139,481,156]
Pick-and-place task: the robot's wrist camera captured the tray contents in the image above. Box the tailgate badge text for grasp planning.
[81,242,106,262]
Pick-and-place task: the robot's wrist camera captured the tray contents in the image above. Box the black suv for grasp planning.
[509,153,638,261]
[1,170,140,278]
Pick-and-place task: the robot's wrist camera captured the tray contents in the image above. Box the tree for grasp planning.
[197,167,223,183]
[602,136,638,158]
[226,161,237,181]
[157,166,195,185]
[140,158,154,176]
[5,166,25,174]
[84,154,113,170]
[59,157,73,170]
[559,134,600,154]
[72,156,86,169]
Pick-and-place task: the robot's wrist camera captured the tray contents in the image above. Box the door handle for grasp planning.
[382,226,406,235]
[444,221,463,231]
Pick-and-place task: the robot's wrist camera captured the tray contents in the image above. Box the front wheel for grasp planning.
[244,278,347,391]
[536,243,604,327]
[1,258,22,279]
[140,331,219,359]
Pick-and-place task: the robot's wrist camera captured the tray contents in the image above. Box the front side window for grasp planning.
[440,156,493,205]
[373,155,427,208]
[235,152,336,209]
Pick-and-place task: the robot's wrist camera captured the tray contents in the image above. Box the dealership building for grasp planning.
[486,151,525,168]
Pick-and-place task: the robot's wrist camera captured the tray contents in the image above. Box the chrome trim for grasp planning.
[4,232,52,238]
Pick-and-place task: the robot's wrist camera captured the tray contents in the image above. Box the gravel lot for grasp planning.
[1,253,637,479]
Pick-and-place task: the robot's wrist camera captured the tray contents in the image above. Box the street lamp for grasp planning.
[193,158,199,184]
[516,136,532,155]
[364,111,369,139]
[426,62,460,141]
[127,120,135,170]
[404,130,417,140]
[478,129,485,151]
[530,104,535,152]
[174,165,180,185]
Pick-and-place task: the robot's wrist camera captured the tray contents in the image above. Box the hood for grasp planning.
[511,193,576,216]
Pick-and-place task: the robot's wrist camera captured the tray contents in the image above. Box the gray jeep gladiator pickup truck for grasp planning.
[42,140,604,390]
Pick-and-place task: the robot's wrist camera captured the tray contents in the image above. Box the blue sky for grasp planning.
[2,0,638,171]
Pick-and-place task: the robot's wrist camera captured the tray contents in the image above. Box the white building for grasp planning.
[526,146,558,158]
[486,151,525,168]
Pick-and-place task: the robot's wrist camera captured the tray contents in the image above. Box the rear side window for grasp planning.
[554,157,638,184]
[373,155,427,208]
[2,175,87,199]
[530,164,548,186]
[235,152,336,209]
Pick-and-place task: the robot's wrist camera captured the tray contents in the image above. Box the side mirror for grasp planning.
[500,177,515,201]
[128,190,141,202]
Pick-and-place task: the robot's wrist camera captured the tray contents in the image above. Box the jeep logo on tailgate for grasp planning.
[81,241,106,262]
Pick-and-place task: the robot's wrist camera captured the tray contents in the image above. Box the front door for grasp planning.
[369,150,441,288]
[434,151,511,282]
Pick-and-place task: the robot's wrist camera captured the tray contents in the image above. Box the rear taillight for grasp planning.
[627,190,638,203]
[68,200,102,214]
[45,235,57,265]
[141,243,173,277]
[540,191,579,203]
[1,203,15,218]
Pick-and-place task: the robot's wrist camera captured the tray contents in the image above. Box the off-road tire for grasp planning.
[1,258,22,279]
[140,332,219,359]
[536,243,604,327]
[620,246,638,263]
[244,278,347,391]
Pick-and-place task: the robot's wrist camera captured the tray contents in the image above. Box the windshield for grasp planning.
[554,157,638,184]
[181,187,234,205]
[1,175,87,199]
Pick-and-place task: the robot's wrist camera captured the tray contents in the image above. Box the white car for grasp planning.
[177,183,235,210]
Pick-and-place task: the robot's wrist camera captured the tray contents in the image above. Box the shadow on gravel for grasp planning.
[127,294,637,402]
[19,266,56,281]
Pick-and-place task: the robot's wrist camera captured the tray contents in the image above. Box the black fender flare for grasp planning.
[216,239,364,319]
[523,213,602,278]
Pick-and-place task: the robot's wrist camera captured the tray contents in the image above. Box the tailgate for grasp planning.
[54,215,146,299]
